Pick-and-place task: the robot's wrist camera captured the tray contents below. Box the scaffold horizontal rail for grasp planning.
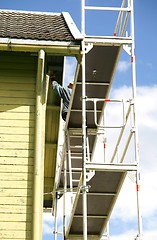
[84,36,132,46]
[84,6,131,12]
[85,162,138,172]
[74,214,108,219]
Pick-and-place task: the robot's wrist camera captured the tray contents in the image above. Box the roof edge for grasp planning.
[62,12,83,40]
[0,8,61,16]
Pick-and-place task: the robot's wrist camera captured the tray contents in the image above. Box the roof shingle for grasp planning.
[0,10,76,41]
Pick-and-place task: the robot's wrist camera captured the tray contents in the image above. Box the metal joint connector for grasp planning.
[81,96,87,100]
[134,235,143,240]
[80,185,91,193]
[130,99,135,105]
[131,127,136,133]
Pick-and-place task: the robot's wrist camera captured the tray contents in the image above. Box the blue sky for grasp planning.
[1,1,156,239]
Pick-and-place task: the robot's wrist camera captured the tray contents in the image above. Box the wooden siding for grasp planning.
[0,52,37,240]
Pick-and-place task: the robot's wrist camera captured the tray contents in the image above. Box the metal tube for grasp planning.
[32,49,45,240]
[119,9,123,36]
[130,0,143,237]
[86,97,125,102]
[66,179,82,237]
[110,103,131,163]
[81,39,88,240]
[106,221,110,239]
[86,136,90,162]
[84,6,131,12]
[86,162,137,172]
[92,98,127,129]
[81,0,85,35]
[63,146,67,239]
[67,131,74,205]
[120,12,130,37]
[84,37,132,46]
[94,99,98,126]
[119,130,133,163]
[54,194,58,240]
[102,115,106,163]
[114,0,127,35]
[77,81,110,86]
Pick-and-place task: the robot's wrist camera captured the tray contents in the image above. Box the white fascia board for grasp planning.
[62,12,83,40]
[0,38,81,55]
[0,37,77,47]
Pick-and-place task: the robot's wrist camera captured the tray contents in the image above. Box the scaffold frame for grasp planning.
[53,1,143,239]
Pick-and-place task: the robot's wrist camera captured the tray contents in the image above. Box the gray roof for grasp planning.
[0,10,81,42]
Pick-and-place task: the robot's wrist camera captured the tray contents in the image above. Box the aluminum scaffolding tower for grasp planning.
[53,0,143,239]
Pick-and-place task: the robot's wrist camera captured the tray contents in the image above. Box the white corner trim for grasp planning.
[62,12,83,40]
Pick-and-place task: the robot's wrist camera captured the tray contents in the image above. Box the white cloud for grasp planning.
[64,56,77,86]
[110,229,157,240]
[137,86,157,129]
[110,229,138,240]
[117,60,131,72]
[140,171,157,217]
[139,60,153,71]
[143,229,157,240]
[110,228,157,240]
[42,213,53,235]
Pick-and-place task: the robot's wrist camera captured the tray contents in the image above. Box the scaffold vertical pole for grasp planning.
[63,148,67,240]
[67,131,74,205]
[81,41,88,240]
[53,193,58,240]
[81,1,88,239]
[130,0,143,238]
[81,0,85,35]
